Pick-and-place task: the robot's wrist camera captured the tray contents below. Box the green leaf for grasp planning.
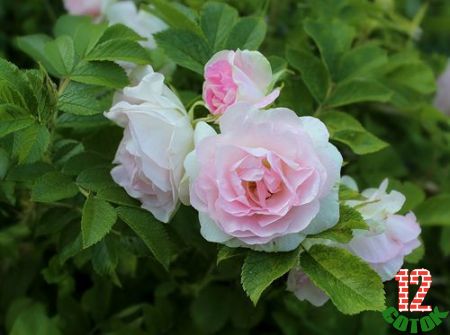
[440,227,450,257]
[226,17,267,50]
[151,0,202,35]
[76,167,115,191]
[81,196,117,248]
[304,19,355,75]
[217,246,245,265]
[86,39,151,64]
[25,67,58,123]
[0,147,9,179]
[301,245,385,314]
[99,24,146,43]
[44,36,75,76]
[155,29,210,74]
[311,205,368,243]
[70,61,129,88]
[31,171,78,202]
[0,115,35,138]
[415,194,450,226]
[15,35,58,75]
[387,180,425,213]
[386,62,436,95]
[320,111,388,154]
[62,152,108,176]
[13,124,51,164]
[404,239,424,264]
[9,300,61,335]
[286,48,330,102]
[326,79,392,108]
[116,206,176,270]
[339,183,364,201]
[241,249,299,305]
[337,43,388,81]
[200,2,238,52]
[191,285,231,333]
[91,237,119,277]
[58,82,112,116]
[96,187,140,208]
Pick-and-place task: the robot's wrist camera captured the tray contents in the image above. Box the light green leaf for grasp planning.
[9,300,61,335]
[241,249,299,305]
[25,67,58,123]
[151,0,202,35]
[99,24,146,43]
[116,206,176,270]
[58,81,112,116]
[326,79,392,107]
[0,115,35,138]
[70,61,129,88]
[320,111,388,154]
[337,43,388,81]
[200,2,238,52]
[86,39,151,64]
[304,19,355,75]
[286,48,330,102]
[13,124,50,164]
[15,35,58,75]
[81,196,117,248]
[226,17,267,50]
[415,194,450,226]
[311,205,368,243]
[44,36,75,76]
[155,29,210,74]
[300,245,385,314]
[31,171,78,203]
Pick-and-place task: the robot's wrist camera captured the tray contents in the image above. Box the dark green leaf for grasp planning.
[31,171,78,202]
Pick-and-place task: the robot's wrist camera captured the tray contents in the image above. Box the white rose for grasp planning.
[105,66,193,222]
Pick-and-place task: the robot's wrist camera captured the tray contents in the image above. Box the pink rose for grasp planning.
[434,60,450,116]
[63,0,104,17]
[184,105,342,251]
[203,50,281,115]
[287,178,422,307]
[344,178,421,281]
[105,66,193,223]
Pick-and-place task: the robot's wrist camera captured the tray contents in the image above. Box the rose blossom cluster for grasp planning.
[287,177,421,306]
[105,45,422,305]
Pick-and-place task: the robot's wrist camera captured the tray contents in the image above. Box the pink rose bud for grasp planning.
[184,105,343,252]
[63,0,103,17]
[203,50,281,115]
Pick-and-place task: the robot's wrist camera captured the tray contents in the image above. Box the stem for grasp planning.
[187,100,207,121]
[58,78,70,97]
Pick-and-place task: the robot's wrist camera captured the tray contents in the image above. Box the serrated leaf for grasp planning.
[116,206,176,270]
[415,194,450,226]
[58,81,112,116]
[226,17,267,50]
[44,36,75,76]
[13,124,50,164]
[70,61,129,88]
[311,205,368,243]
[81,196,117,248]
[286,48,330,102]
[0,115,35,138]
[31,171,78,202]
[326,79,392,108]
[86,39,150,64]
[16,34,58,75]
[99,24,146,43]
[92,237,119,277]
[300,245,385,315]
[241,249,299,305]
[320,111,388,154]
[304,19,355,75]
[62,152,108,175]
[96,187,140,208]
[200,2,238,52]
[155,29,210,74]
[151,0,202,35]
[76,167,115,191]
[25,67,58,123]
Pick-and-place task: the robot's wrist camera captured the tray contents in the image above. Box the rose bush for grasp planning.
[0,0,449,334]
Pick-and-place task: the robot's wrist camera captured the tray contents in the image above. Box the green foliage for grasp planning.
[311,205,368,243]
[241,249,299,305]
[301,245,386,315]
[0,0,449,334]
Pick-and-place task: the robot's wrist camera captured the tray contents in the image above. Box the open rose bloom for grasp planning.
[287,178,421,306]
[183,105,343,252]
[203,50,281,115]
[105,66,193,223]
